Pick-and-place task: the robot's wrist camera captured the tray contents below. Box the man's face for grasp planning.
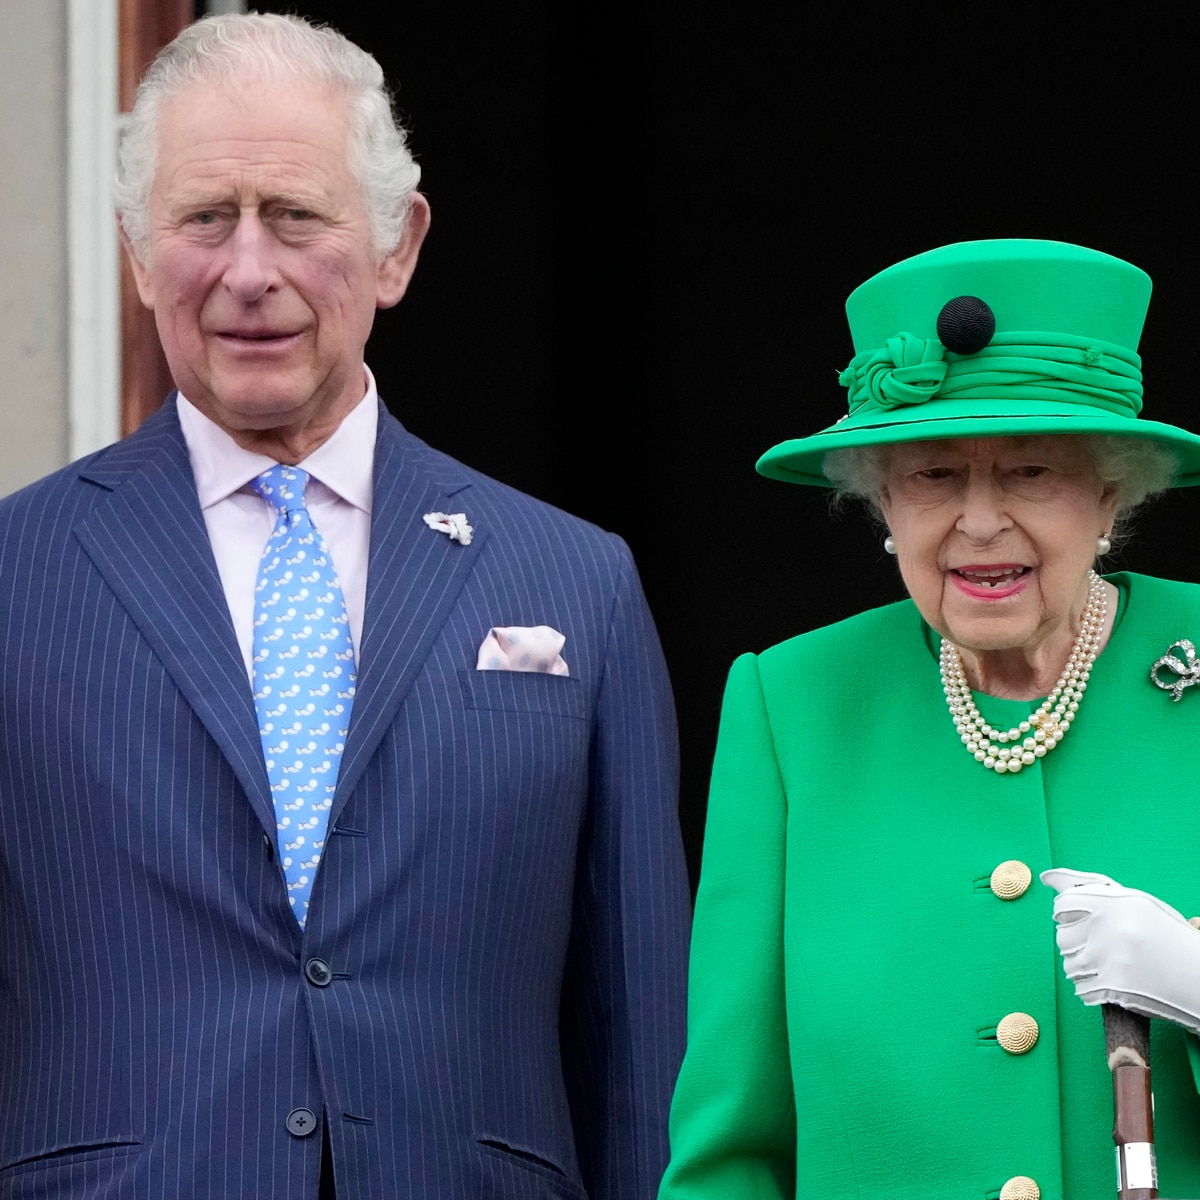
[125,75,426,451]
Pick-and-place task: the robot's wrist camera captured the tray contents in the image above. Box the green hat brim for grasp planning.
[756,399,1200,489]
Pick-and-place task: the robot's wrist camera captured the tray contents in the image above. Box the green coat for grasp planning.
[661,572,1200,1200]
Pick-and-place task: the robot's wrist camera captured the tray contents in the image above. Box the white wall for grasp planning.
[0,0,71,496]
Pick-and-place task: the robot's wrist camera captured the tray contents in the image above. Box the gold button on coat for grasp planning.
[999,1176,1040,1200]
[990,860,1032,899]
[996,1012,1039,1054]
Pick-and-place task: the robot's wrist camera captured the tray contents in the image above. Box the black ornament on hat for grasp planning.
[937,295,996,355]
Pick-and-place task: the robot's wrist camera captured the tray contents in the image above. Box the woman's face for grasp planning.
[877,436,1119,658]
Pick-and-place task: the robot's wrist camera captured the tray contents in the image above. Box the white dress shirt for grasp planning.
[178,371,378,683]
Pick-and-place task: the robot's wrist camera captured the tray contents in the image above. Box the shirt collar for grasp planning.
[178,367,380,514]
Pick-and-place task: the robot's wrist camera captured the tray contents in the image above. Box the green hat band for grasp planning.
[838,330,1143,422]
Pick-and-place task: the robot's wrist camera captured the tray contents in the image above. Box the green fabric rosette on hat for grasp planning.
[757,238,1200,487]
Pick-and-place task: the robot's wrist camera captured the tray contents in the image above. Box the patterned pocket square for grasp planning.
[476,625,570,676]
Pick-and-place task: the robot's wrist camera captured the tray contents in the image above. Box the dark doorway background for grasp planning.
[240,5,1198,887]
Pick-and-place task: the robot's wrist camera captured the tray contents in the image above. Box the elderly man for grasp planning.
[0,12,689,1199]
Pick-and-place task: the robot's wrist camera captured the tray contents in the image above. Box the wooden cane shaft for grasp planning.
[1112,1063,1156,1198]
[1105,1004,1157,1200]
[1111,1063,1154,1146]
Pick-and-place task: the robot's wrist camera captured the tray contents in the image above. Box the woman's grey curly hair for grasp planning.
[114,12,421,262]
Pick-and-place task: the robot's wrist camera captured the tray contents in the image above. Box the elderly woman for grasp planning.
[659,240,1200,1200]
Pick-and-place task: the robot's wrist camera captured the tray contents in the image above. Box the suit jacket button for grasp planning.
[305,958,333,987]
[996,1012,1039,1054]
[999,1177,1040,1200]
[990,860,1032,900]
[286,1108,319,1138]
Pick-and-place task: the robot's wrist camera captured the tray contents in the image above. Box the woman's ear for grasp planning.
[876,485,893,522]
[1099,480,1120,526]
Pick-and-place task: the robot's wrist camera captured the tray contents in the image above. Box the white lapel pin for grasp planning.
[423,511,474,546]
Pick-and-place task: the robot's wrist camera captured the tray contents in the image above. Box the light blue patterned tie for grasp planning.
[251,465,356,925]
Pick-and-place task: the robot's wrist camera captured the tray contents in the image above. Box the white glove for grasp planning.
[1040,867,1200,1037]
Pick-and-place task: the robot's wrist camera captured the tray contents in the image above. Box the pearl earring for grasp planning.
[1096,534,1112,556]
[883,535,897,555]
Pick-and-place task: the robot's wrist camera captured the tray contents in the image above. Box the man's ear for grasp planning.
[376,192,431,310]
[118,219,156,310]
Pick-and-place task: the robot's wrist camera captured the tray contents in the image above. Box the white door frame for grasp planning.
[67,0,121,459]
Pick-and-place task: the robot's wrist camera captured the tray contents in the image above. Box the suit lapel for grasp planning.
[72,404,486,824]
[72,403,275,833]
[333,411,486,803]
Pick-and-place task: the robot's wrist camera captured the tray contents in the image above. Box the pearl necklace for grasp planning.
[939,570,1107,774]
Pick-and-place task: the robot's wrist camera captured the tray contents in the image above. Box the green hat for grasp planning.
[756,238,1200,488]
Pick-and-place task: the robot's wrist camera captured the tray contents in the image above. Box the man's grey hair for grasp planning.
[114,12,421,262]
[822,433,1178,548]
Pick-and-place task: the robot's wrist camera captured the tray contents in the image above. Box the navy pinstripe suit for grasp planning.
[0,397,691,1199]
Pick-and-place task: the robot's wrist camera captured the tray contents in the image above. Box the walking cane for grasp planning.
[1105,1003,1156,1199]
